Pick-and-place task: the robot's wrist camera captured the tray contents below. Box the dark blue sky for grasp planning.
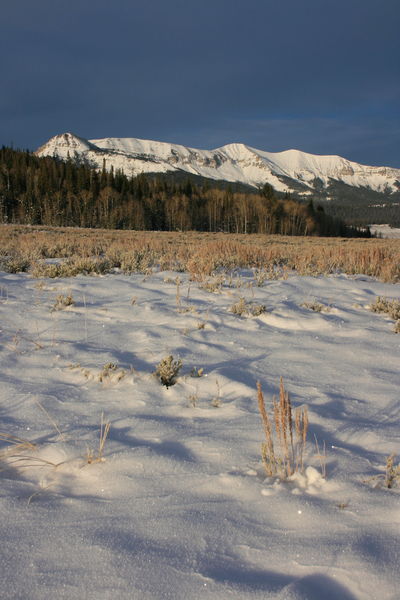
[1,0,399,167]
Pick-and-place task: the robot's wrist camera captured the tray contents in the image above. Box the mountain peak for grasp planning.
[37,132,96,156]
[35,132,400,195]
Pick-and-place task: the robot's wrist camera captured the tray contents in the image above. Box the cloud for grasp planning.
[1,0,399,166]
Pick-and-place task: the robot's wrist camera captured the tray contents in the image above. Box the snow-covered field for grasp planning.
[1,267,399,599]
[370,224,400,239]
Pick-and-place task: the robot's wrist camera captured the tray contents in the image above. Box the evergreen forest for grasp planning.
[0,147,371,237]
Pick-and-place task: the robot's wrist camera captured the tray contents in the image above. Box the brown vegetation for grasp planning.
[0,224,399,282]
[257,379,309,479]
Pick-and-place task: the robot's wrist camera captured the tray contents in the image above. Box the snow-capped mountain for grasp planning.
[36,132,400,196]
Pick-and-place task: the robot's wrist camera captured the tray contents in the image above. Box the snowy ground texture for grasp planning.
[0,267,399,599]
[370,225,400,239]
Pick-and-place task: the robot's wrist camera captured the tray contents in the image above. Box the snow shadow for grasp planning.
[200,562,358,599]
[199,559,293,592]
[90,523,358,599]
[109,424,198,463]
[276,573,358,600]
[353,532,400,571]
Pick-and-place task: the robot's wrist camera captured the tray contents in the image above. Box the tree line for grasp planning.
[322,201,400,228]
[0,147,370,236]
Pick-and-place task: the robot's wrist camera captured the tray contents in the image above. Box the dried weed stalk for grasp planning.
[86,415,111,464]
[0,432,61,472]
[0,432,37,462]
[257,379,308,478]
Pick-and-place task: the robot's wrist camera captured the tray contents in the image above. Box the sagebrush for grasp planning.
[155,355,182,387]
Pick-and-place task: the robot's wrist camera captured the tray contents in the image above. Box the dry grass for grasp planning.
[0,432,37,463]
[0,432,61,472]
[364,454,400,489]
[86,415,111,464]
[0,225,399,282]
[211,379,222,408]
[370,297,400,333]
[257,379,309,479]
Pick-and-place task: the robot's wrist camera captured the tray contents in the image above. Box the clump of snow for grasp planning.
[289,466,326,492]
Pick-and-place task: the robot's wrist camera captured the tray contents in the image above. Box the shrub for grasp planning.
[199,276,224,293]
[0,255,30,273]
[365,454,400,489]
[52,293,75,311]
[155,355,182,387]
[370,296,400,320]
[190,367,204,378]
[370,297,400,332]
[301,300,330,313]
[249,303,267,316]
[253,269,269,286]
[385,454,400,489]
[230,297,247,316]
[230,298,267,317]
[98,362,118,383]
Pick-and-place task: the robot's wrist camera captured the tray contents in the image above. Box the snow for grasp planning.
[370,225,400,239]
[36,133,400,194]
[1,267,399,599]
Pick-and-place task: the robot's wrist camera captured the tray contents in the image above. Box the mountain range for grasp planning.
[36,132,400,200]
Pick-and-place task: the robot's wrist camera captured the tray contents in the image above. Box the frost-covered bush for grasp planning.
[230,297,266,317]
[385,455,400,488]
[52,293,75,311]
[0,255,30,273]
[31,257,112,278]
[370,296,400,320]
[155,355,182,387]
[370,297,400,332]
[301,300,330,313]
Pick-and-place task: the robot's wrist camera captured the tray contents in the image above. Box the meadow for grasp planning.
[1,224,399,282]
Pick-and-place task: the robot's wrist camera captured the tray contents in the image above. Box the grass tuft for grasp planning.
[86,415,111,464]
[257,379,308,479]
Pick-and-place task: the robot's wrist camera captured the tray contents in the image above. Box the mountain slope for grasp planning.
[36,132,400,196]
